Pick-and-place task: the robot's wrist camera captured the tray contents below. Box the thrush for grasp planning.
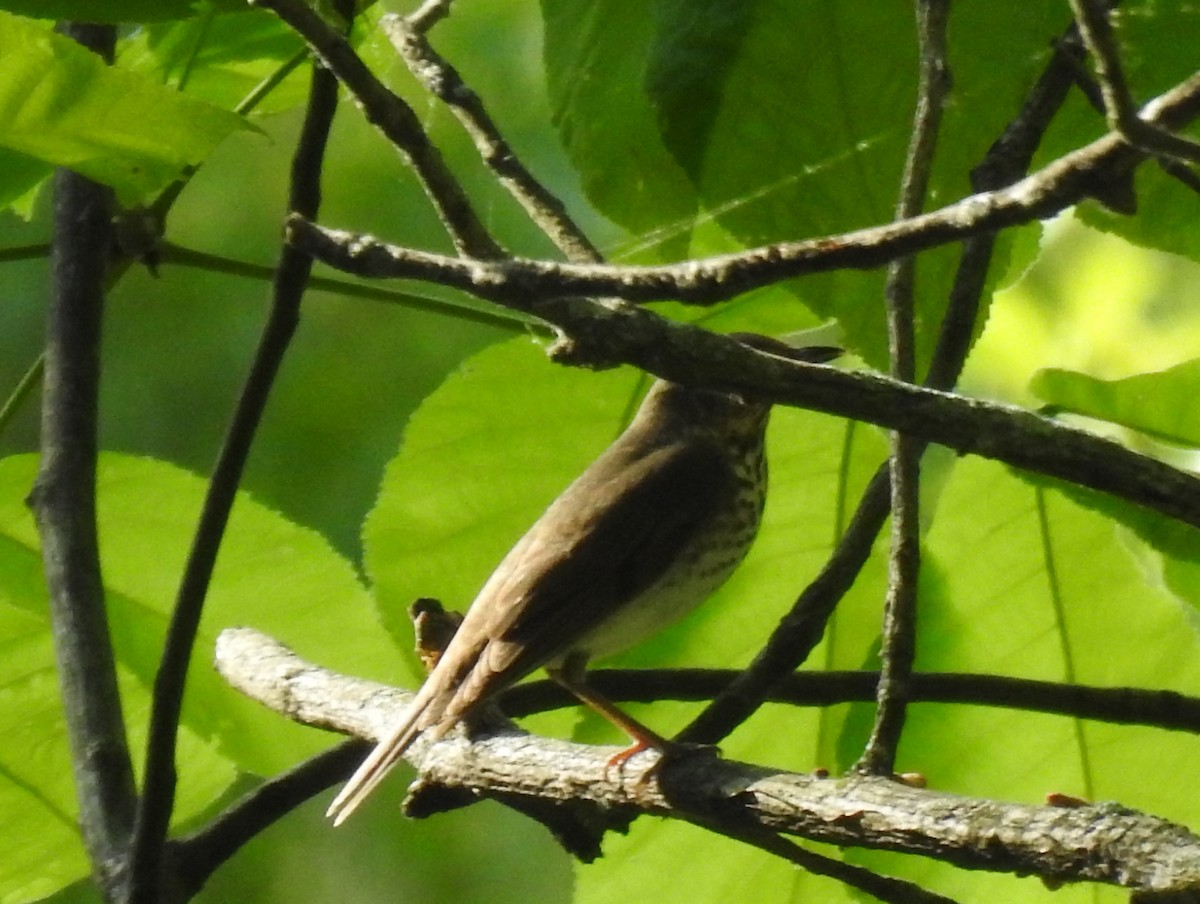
[328,334,840,823]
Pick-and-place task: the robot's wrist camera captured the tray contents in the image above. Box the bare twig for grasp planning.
[250,0,504,259]
[382,14,603,265]
[691,818,961,904]
[860,0,951,777]
[28,23,137,901]
[172,741,368,896]
[680,25,1122,746]
[127,46,344,904]
[1069,0,1200,164]
[0,354,45,439]
[504,667,1200,735]
[286,67,1200,308]
[408,0,456,33]
[158,242,533,331]
[214,627,1200,895]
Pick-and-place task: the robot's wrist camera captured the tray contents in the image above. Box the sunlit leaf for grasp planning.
[0,11,248,205]
[1031,360,1200,447]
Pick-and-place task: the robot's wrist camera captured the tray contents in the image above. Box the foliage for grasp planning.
[3,1,1200,903]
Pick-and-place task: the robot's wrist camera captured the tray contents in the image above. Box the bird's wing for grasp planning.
[327,437,731,825]
[464,436,733,691]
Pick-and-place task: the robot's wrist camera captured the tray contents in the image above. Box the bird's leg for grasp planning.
[547,653,671,775]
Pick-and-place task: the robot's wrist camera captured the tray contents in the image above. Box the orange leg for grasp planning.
[547,655,670,772]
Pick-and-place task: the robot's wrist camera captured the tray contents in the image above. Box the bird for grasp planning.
[327,334,840,824]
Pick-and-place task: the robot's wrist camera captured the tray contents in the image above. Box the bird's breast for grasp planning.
[565,448,767,663]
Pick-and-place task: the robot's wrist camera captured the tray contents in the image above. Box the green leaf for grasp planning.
[0,11,249,205]
[0,0,244,23]
[542,0,1056,371]
[0,454,401,779]
[541,0,699,256]
[0,600,235,904]
[117,10,311,117]
[1031,359,1200,447]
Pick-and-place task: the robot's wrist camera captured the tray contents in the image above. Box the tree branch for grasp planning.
[1069,0,1200,164]
[252,246,1200,534]
[288,68,1200,307]
[382,14,603,265]
[127,45,343,904]
[28,22,137,901]
[213,627,1200,895]
[250,0,504,259]
[860,0,951,776]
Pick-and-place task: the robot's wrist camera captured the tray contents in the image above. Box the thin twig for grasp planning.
[251,0,504,259]
[172,741,368,896]
[504,667,1200,735]
[150,47,310,223]
[408,0,455,33]
[283,67,1200,307]
[680,23,1103,746]
[126,45,344,904]
[860,0,950,777]
[691,817,961,904]
[29,23,137,901]
[1069,0,1200,163]
[0,354,45,439]
[382,14,603,265]
[158,242,533,331]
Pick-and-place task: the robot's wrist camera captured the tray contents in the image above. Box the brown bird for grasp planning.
[327,335,839,824]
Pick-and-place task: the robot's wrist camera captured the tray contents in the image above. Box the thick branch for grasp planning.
[255,260,1200,533]
[214,628,1200,894]
[29,23,137,901]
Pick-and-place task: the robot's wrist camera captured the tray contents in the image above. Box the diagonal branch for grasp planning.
[382,14,603,265]
[214,627,1200,895]
[288,69,1200,308]
[1069,0,1200,164]
[270,232,1200,533]
[250,0,504,259]
[127,41,344,904]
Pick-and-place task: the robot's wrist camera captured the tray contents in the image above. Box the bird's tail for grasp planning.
[326,695,435,826]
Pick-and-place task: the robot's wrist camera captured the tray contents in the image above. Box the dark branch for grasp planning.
[861,0,951,776]
[1069,0,1200,163]
[382,14,603,265]
[250,0,504,259]
[127,47,343,904]
[288,69,1200,307]
[29,22,137,901]
[172,741,368,896]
